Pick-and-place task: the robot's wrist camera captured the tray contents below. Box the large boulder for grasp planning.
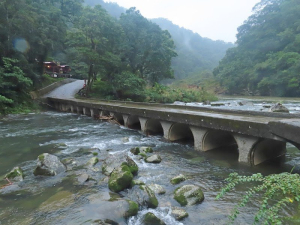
[145,154,162,164]
[130,147,153,155]
[5,167,24,182]
[144,213,166,225]
[108,165,134,193]
[174,185,204,206]
[102,152,138,176]
[127,184,158,209]
[269,103,289,113]
[33,153,66,176]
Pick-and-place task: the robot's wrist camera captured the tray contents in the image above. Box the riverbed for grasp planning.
[0,106,300,224]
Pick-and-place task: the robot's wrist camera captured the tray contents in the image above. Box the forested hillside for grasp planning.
[84,1,233,81]
[0,0,178,114]
[214,0,300,97]
[152,18,234,80]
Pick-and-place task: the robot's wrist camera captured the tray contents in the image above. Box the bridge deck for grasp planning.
[47,97,300,144]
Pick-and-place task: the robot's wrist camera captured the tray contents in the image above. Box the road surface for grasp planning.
[44,80,84,99]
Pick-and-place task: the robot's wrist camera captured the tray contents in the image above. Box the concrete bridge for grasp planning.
[47,97,300,166]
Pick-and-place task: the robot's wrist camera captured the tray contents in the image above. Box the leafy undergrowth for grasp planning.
[216,172,300,224]
[86,80,217,103]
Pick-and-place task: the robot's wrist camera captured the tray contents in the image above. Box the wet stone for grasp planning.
[145,154,162,164]
[78,173,89,184]
[171,174,186,185]
[143,212,166,225]
[148,183,166,195]
[127,184,158,209]
[33,153,66,176]
[270,103,289,113]
[171,207,189,221]
[174,184,204,206]
[5,167,24,182]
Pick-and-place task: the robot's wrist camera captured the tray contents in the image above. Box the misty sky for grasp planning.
[105,0,261,43]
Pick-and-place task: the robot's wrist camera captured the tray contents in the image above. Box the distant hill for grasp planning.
[84,1,234,82]
[152,18,234,80]
[84,0,126,18]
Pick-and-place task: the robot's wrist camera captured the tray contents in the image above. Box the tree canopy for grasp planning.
[214,0,300,96]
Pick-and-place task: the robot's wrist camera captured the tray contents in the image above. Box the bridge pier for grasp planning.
[76,106,83,114]
[160,121,173,139]
[139,117,148,133]
[190,126,208,151]
[70,105,75,113]
[144,119,164,135]
[233,134,259,165]
[90,109,99,118]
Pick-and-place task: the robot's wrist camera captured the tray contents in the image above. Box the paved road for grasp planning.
[44,80,84,99]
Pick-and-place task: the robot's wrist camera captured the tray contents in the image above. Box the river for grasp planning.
[1,97,300,224]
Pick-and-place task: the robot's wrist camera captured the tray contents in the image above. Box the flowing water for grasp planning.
[1,101,300,224]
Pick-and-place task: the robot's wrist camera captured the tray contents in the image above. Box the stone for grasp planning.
[130,147,140,155]
[269,103,289,113]
[122,137,129,143]
[238,101,253,106]
[131,179,145,186]
[102,152,138,176]
[139,147,154,154]
[127,184,158,209]
[211,103,225,107]
[170,174,186,185]
[148,184,166,195]
[171,207,189,221]
[33,153,66,176]
[203,100,211,105]
[87,157,99,166]
[145,154,162,164]
[143,212,166,225]
[174,185,204,206]
[108,165,133,193]
[5,167,24,182]
[78,173,89,183]
[92,219,119,225]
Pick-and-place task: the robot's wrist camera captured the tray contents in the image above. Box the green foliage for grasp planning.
[214,0,300,97]
[216,172,300,224]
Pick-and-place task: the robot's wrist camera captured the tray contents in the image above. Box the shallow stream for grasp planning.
[1,98,300,224]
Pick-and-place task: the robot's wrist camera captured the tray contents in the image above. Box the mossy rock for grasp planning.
[140,147,154,154]
[87,157,99,166]
[131,179,145,187]
[125,156,139,175]
[108,165,133,193]
[174,185,204,206]
[130,147,140,155]
[148,183,166,195]
[171,207,189,221]
[171,174,186,185]
[138,153,147,158]
[145,154,162,164]
[34,153,66,176]
[140,185,158,208]
[144,212,166,225]
[5,167,24,182]
[126,200,139,217]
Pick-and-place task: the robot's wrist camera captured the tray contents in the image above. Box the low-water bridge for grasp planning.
[47,97,300,166]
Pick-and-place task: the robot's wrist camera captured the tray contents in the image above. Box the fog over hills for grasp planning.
[84,0,234,80]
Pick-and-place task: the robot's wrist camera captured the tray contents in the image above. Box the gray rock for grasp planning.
[170,174,186,185]
[132,179,145,186]
[122,137,129,143]
[211,103,225,107]
[78,173,89,183]
[269,103,289,113]
[87,157,99,166]
[102,152,138,176]
[145,154,161,164]
[174,185,204,206]
[171,207,189,221]
[238,101,253,106]
[127,184,158,208]
[144,212,166,225]
[33,153,66,176]
[139,147,154,154]
[5,167,24,182]
[148,184,166,195]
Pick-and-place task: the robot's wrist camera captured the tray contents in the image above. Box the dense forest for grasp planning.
[214,0,300,97]
[0,0,184,114]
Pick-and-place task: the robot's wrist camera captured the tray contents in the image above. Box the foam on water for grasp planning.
[128,207,183,225]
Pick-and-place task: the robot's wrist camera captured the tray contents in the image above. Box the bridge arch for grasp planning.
[168,123,194,143]
[112,113,124,125]
[126,115,141,130]
[250,139,286,166]
[202,130,237,151]
[145,119,163,136]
